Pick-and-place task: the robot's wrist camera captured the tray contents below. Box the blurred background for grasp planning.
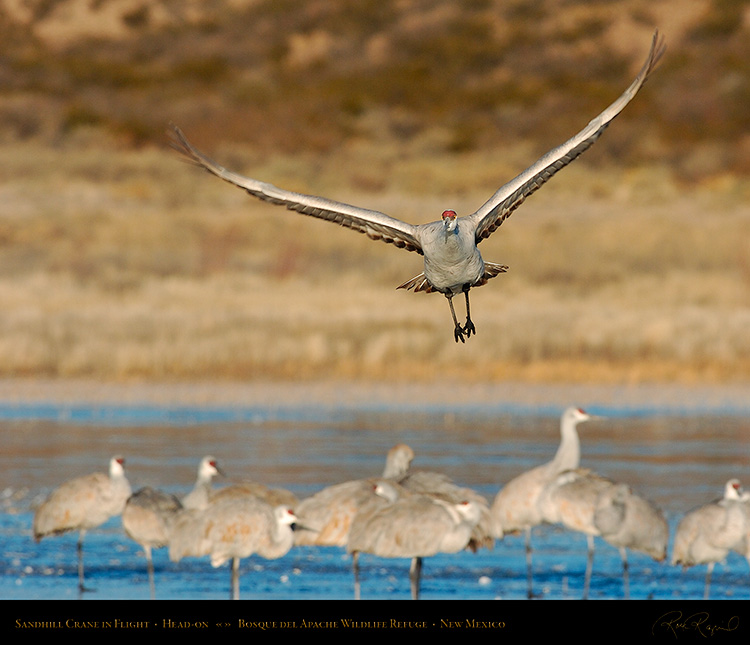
[0,0,748,384]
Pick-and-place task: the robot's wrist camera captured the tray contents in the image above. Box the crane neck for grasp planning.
[550,418,581,473]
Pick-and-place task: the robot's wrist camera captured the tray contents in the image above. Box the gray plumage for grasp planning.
[33,456,131,595]
[538,468,667,599]
[396,467,493,552]
[347,481,482,599]
[181,455,224,511]
[169,467,300,598]
[209,480,299,508]
[490,407,593,598]
[170,32,664,343]
[672,479,749,599]
[123,486,183,599]
[170,496,298,600]
[293,443,415,547]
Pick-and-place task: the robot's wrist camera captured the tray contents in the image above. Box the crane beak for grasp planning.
[291,521,316,533]
[441,210,458,234]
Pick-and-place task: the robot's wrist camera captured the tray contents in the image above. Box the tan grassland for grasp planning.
[1,138,749,385]
[1,0,749,385]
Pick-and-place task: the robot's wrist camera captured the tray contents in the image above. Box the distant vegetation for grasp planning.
[0,0,748,383]
[0,0,748,177]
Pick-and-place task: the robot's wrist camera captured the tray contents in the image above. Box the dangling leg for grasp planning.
[620,547,630,600]
[583,534,595,600]
[463,288,476,338]
[410,557,423,600]
[352,552,361,600]
[446,295,465,343]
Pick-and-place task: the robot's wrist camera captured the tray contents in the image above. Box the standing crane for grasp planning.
[293,443,415,547]
[395,452,494,552]
[122,486,183,599]
[672,479,749,599]
[591,480,668,598]
[490,407,594,598]
[171,496,300,600]
[347,481,483,599]
[33,456,131,595]
[538,468,667,599]
[170,32,664,342]
[168,462,301,598]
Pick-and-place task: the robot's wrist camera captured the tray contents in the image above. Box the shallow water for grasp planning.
[1,386,749,602]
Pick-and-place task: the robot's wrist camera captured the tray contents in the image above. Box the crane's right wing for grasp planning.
[467,30,665,243]
[170,126,424,254]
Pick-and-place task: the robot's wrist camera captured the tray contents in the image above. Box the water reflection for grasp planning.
[1,396,749,600]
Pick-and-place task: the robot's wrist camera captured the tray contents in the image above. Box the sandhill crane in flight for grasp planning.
[672,479,749,599]
[490,407,594,598]
[170,32,665,342]
[122,486,183,599]
[33,456,131,595]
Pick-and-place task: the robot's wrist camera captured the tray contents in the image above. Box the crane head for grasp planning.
[441,209,458,233]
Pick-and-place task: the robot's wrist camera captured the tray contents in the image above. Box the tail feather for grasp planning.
[477,262,509,286]
[397,262,508,293]
[397,273,432,293]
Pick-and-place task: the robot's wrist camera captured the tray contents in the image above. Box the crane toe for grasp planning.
[463,318,476,338]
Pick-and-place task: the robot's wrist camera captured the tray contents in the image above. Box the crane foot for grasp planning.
[463,318,476,338]
[453,325,466,343]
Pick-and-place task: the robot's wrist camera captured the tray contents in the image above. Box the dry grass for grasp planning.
[1,138,749,384]
[1,1,748,384]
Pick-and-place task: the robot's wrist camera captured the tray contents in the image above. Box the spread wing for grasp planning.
[170,125,423,254]
[468,30,666,243]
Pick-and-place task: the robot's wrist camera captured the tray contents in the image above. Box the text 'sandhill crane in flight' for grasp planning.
[171,32,664,342]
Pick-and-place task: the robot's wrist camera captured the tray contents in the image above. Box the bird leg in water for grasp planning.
[145,545,156,601]
[620,547,630,601]
[352,551,362,600]
[525,527,535,600]
[231,557,240,600]
[77,531,94,595]
[583,534,595,600]
[410,556,423,600]
[704,562,714,600]
[462,287,476,339]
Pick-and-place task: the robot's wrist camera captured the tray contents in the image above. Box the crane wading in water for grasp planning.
[171,32,665,342]
[33,456,132,595]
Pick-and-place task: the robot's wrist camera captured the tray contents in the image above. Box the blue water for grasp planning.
[2,392,749,602]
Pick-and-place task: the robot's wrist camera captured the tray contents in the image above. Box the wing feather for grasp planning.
[468,30,666,243]
[170,126,423,254]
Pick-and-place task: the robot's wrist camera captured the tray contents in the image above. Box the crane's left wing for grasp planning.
[467,30,665,243]
[170,126,423,254]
